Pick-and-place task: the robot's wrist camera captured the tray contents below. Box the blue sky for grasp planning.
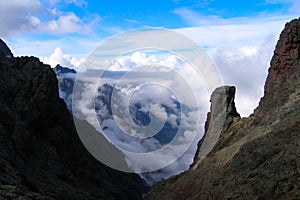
[1,0,299,57]
[0,0,299,116]
[40,0,296,28]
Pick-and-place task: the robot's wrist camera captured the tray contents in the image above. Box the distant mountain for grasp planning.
[54,64,76,111]
[0,42,146,199]
[146,18,300,200]
[54,64,76,75]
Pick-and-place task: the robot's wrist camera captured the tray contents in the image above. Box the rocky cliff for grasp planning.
[191,86,240,169]
[146,18,300,200]
[0,46,146,198]
[0,39,13,58]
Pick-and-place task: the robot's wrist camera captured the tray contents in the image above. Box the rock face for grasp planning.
[0,39,13,58]
[0,46,146,198]
[191,86,240,169]
[146,18,300,200]
[257,18,300,115]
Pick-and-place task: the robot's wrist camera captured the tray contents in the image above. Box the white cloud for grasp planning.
[109,52,160,71]
[44,13,86,34]
[211,36,276,116]
[174,14,295,46]
[0,0,99,37]
[172,14,297,116]
[0,0,42,36]
[31,12,100,35]
[41,47,85,68]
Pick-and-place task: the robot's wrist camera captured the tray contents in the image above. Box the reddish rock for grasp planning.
[258,18,300,114]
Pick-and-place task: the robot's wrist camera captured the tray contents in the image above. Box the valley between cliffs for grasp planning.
[0,17,299,200]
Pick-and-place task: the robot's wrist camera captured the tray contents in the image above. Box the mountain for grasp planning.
[0,44,147,199]
[146,18,300,200]
[54,64,76,111]
[54,64,76,75]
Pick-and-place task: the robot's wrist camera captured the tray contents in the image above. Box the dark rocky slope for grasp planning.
[0,39,13,58]
[0,48,146,198]
[146,18,300,200]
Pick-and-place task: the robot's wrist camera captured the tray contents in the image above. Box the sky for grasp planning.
[1,0,299,116]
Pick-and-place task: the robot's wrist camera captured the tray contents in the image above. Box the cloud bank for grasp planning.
[68,50,209,184]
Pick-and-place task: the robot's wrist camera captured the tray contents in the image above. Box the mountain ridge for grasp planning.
[0,47,147,199]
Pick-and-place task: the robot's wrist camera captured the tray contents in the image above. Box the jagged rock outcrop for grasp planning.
[0,45,146,199]
[146,18,300,200]
[259,18,300,114]
[0,39,13,58]
[191,86,240,169]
